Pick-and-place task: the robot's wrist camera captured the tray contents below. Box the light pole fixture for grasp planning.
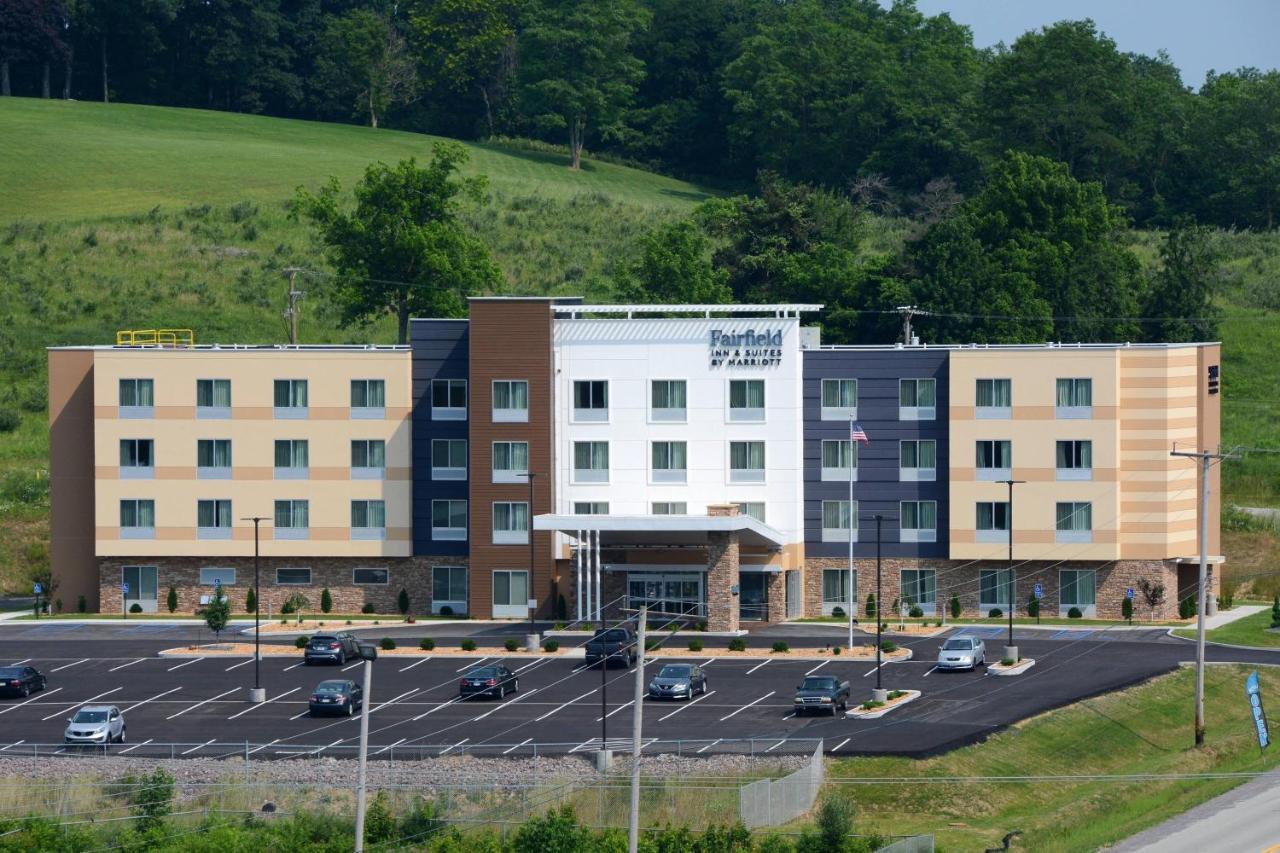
[998,480,1025,661]
[525,472,537,634]
[242,515,269,703]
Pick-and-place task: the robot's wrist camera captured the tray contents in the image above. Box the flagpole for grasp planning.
[848,417,855,651]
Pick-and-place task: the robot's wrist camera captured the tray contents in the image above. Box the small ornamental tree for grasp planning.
[245,587,257,614]
[166,586,178,614]
[397,588,410,615]
[1139,579,1166,622]
[284,592,311,625]
[204,596,230,641]
[320,587,334,614]
[950,594,961,619]
[1122,596,1134,624]
[1272,595,1280,629]
[865,593,877,619]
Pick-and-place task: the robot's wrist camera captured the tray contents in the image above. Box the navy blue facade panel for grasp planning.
[802,349,949,559]
[410,319,470,556]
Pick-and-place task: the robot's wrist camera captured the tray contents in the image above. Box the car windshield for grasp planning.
[0,668,22,678]
[311,636,336,644]
[942,639,975,650]
[802,677,836,690]
[658,665,691,678]
[72,710,108,723]
[467,667,498,678]
[595,629,629,642]
[314,682,348,693]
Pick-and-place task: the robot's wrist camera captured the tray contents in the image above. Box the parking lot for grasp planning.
[1,625,1276,759]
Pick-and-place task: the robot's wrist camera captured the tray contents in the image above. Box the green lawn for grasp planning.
[822,664,1280,851]
[1173,606,1280,647]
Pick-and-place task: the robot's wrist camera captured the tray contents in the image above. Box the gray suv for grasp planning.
[65,705,125,745]
[304,632,361,665]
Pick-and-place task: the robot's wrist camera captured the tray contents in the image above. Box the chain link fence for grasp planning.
[738,740,824,828]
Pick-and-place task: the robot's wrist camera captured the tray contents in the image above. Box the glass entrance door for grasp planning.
[122,566,158,613]
[739,573,768,621]
[626,573,704,619]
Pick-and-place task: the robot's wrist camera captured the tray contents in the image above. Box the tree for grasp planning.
[950,594,961,619]
[1272,595,1280,629]
[1139,579,1166,622]
[1027,593,1040,619]
[519,0,651,170]
[0,0,65,98]
[397,587,410,615]
[865,593,876,619]
[614,220,731,304]
[317,9,416,129]
[293,144,502,344]
[1143,220,1219,342]
[203,595,230,640]
[283,591,310,625]
[320,587,333,614]
[166,586,178,614]
[1122,596,1134,625]
[245,586,256,614]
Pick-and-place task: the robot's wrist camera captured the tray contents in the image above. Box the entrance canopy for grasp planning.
[533,514,785,550]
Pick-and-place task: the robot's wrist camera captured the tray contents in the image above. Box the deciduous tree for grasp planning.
[317,8,416,128]
[1143,219,1219,342]
[407,0,518,136]
[614,220,731,305]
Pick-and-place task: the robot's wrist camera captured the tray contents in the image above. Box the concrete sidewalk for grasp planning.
[1203,604,1267,631]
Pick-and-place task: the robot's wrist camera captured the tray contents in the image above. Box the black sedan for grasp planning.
[304,633,361,665]
[308,680,363,716]
[459,665,518,700]
[0,666,46,698]
[647,664,708,700]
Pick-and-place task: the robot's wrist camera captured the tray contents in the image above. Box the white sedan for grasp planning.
[936,637,986,671]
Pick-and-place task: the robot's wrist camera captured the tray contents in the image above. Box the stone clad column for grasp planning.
[705,504,741,633]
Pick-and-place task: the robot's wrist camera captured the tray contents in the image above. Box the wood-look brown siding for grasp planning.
[49,350,99,611]
[467,300,557,619]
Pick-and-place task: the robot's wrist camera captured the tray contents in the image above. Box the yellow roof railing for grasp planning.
[115,329,195,348]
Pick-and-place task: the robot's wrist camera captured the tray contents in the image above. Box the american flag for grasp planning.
[849,422,869,444]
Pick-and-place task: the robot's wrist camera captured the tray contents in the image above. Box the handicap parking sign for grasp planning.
[33,583,41,595]
[1033,583,1042,599]
[122,582,130,594]
[1126,587,1135,600]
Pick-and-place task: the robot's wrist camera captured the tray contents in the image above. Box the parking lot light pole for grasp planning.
[998,480,1024,662]
[353,643,378,853]
[873,515,886,703]
[243,516,268,703]
[525,473,537,642]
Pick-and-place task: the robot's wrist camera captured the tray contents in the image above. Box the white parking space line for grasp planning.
[228,687,300,720]
[165,688,239,720]
[862,663,885,678]
[166,658,203,672]
[473,688,538,721]
[107,658,147,673]
[225,659,254,672]
[247,739,280,756]
[657,690,716,722]
[283,662,305,672]
[514,658,552,674]
[781,712,796,720]
[0,687,61,714]
[50,659,89,673]
[805,661,829,676]
[535,689,597,722]
[456,658,489,673]
[700,658,717,667]
[8,659,30,666]
[121,687,181,714]
[746,660,769,675]
[289,708,312,721]
[181,739,216,756]
[0,741,25,751]
[595,700,633,722]
[922,666,938,678]
[374,738,407,755]
[502,738,531,755]
[696,739,722,754]
[764,739,787,753]
[439,738,469,756]
[309,738,343,756]
[367,689,420,715]
[118,739,153,755]
[341,662,363,672]
[412,698,461,721]
[719,691,775,722]
[831,738,851,753]
[41,687,122,720]
[399,658,431,672]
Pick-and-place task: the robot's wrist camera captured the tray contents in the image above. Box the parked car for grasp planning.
[459,665,519,700]
[0,666,46,698]
[936,636,986,671]
[585,627,637,668]
[64,705,125,745]
[304,633,361,665]
[792,676,851,716]
[647,663,708,700]
[308,680,363,716]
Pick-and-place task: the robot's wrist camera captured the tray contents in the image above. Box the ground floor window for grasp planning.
[627,573,703,618]
[492,570,529,617]
[121,566,158,613]
[901,569,937,611]
[353,568,388,585]
[1060,569,1097,615]
[979,569,1012,611]
[276,568,311,586]
[433,566,468,614]
[821,568,854,616]
[199,567,236,586]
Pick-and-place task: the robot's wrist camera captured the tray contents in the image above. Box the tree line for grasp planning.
[3,0,1278,230]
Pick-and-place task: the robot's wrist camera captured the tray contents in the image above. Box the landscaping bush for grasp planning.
[440,605,454,616]
[832,645,842,655]
[77,595,86,613]
[397,588,410,615]
[865,593,877,619]
[771,641,789,653]
[950,595,961,619]
[1027,594,1040,619]
[1221,583,1236,609]
[460,639,477,651]
[129,602,143,614]
[988,608,1003,618]
[245,587,256,614]
[908,605,923,618]
[1272,595,1280,628]
[420,638,435,651]
[860,699,884,710]
[1122,596,1134,623]
[1179,596,1195,619]
[831,606,845,619]
[0,407,20,433]
[687,639,704,652]
[1000,657,1016,666]
[504,638,520,652]
[1067,606,1083,619]
[380,637,396,650]
[880,640,897,653]
[552,621,565,630]
[320,588,333,614]
[644,637,661,651]
[728,637,747,652]
[281,601,295,615]
[542,639,560,652]
[888,690,906,700]
[295,636,309,648]
[696,620,707,632]
[166,586,178,614]
[361,603,376,614]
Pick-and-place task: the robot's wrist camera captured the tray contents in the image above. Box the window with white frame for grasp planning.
[431,439,467,480]
[196,379,231,418]
[276,568,311,586]
[351,500,387,539]
[899,378,936,420]
[274,439,309,479]
[492,570,528,610]
[432,566,467,612]
[1055,501,1092,543]
[273,379,308,418]
[573,502,609,515]
[573,441,609,483]
[351,439,386,478]
[899,440,937,482]
[651,441,688,483]
[119,439,154,477]
[651,380,687,422]
[821,440,857,482]
[821,500,856,543]
[821,569,853,615]
[351,379,386,417]
[1060,569,1097,614]
[196,439,231,479]
[729,441,765,482]
[735,502,766,523]
[492,501,529,544]
[975,440,1011,481]
[572,380,608,422]
[120,499,155,538]
[976,501,1010,543]
[652,502,687,515]
[979,569,1012,610]
[1055,378,1092,418]
[901,568,937,609]
[728,380,765,421]
[900,500,937,542]
[1056,440,1093,480]
[492,380,529,422]
[431,499,467,540]
[976,379,1011,418]
[492,441,529,483]
[274,499,309,540]
[431,379,467,420]
[821,379,857,420]
[197,499,232,539]
[118,378,154,417]
[353,568,389,585]
[199,567,236,586]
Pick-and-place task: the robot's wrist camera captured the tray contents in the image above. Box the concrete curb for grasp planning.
[988,658,1036,676]
[846,689,922,719]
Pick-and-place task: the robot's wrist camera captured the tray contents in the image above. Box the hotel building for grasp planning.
[49,300,1222,630]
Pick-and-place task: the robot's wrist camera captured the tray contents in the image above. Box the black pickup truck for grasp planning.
[792,675,851,716]
[584,627,638,668]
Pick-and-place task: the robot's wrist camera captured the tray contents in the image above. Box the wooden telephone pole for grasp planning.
[282,268,303,344]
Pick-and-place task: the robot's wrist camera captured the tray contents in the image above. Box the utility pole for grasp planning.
[242,516,268,703]
[895,305,929,345]
[628,606,647,853]
[999,479,1025,662]
[282,267,303,344]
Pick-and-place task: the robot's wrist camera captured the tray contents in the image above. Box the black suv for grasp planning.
[0,666,46,698]
[585,627,638,668]
[304,633,360,665]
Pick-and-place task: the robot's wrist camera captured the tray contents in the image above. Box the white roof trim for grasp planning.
[534,513,785,549]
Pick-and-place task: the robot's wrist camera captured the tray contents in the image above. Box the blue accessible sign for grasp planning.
[33,583,41,595]
[1033,583,1043,599]
[1126,587,1135,600]
[1246,671,1270,751]
[122,582,130,594]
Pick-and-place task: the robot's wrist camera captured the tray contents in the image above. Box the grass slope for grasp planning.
[1173,607,1280,647]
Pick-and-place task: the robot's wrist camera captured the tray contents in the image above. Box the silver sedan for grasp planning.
[936,637,986,671]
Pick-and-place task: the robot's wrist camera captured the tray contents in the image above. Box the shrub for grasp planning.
[831,606,846,619]
[1272,595,1280,629]
[0,407,20,433]
[420,638,435,651]
[504,638,520,652]
[397,588,410,615]
[245,587,256,614]
[950,594,962,619]
[346,619,353,625]
[644,637,661,651]
[1027,594,1040,619]
[687,639,704,652]
[1000,657,1016,666]
[1067,606,1083,619]
[909,605,923,618]
[281,601,295,615]
[860,699,884,710]
[880,640,897,653]
[865,593,877,619]
[320,588,333,614]
[123,768,174,834]
[988,608,1003,618]
[295,636,309,648]
[166,586,178,614]
[129,602,143,614]
[771,641,789,653]
[888,690,906,700]
[696,620,707,632]
[77,595,86,613]
[832,645,842,655]
[1221,583,1236,609]
[1179,596,1195,619]
[1122,597,1134,623]
[542,639,560,652]
[553,621,565,630]
[460,639,477,652]
[380,637,396,650]
[361,603,376,614]
[440,605,454,616]
[728,637,747,652]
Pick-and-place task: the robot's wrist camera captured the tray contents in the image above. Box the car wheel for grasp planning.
[512,679,519,694]
[20,686,28,698]
[119,728,126,744]
[337,652,346,666]
[346,702,354,717]
[498,685,505,700]
[40,679,46,692]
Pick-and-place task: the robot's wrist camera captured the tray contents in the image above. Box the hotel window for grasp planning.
[492,441,529,483]
[821,499,856,543]
[274,500,309,540]
[899,378,936,420]
[199,567,236,586]
[432,566,468,613]
[431,439,468,480]
[651,441,688,483]
[728,380,765,422]
[975,440,1011,481]
[431,499,467,541]
[274,439,309,479]
[1055,378,1092,419]
[899,440,937,482]
[273,379,308,418]
[196,439,232,479]
[979,569,1012,611]
[197,499,232,539]
[276,568,311,586]
[821,439,857,482]
[196,379,231,418]
[492,570,529,614]
[574,502,610,515]
[353,568,389,586]
[821,569,853,616]
[900,500,937,543]
[976,501,1010,543]
[351,500,387,539]
[351,379,386,418]
[729,441,766,482]
[492,380,529,422]
[901,569,937,610]
[492,501,529,545]
[120,439,154,478]
[1055,501,1093,543]
[120,499,155,539]
[821,379,858,420]
[735,502,766,523]
[573,380,609,422]
[1060,568,1097,615]
[573,441,610,483]
[431,379,467,420]
[976,379,1011,419]
[651,380,687,422]
[652,502,687,515]
[1056,440,1093,481]
[118,379,154,418]
[351,439,386,479]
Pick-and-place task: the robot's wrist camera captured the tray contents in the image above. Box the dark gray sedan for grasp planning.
[647,664,708,700]
[308,680,363,716]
